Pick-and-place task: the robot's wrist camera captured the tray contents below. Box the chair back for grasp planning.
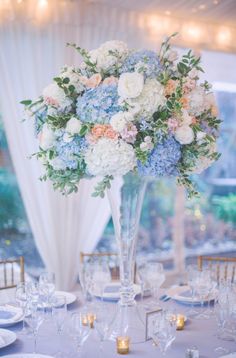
[198,256,236,284]
[0,256,25,290]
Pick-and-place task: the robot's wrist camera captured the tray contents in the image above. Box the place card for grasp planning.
[145,308,162,341]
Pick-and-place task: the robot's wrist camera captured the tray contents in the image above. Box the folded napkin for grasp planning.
[0,305,23,325]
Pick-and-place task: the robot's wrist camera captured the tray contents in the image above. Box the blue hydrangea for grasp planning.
[120,50,162,78]
[56,134,88,170]
[76,84,121,124]
[137,136,181,177]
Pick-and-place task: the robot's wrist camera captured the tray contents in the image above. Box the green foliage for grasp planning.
[92,175,114,198]
[212,194,236,225]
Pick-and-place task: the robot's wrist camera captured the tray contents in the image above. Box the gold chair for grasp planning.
[198,256,236,284]
[0,256,25,290]
[80,252,120,280]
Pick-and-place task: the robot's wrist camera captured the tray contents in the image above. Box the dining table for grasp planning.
[0,289,236,358]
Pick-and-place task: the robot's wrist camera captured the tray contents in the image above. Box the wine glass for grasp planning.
[194,270,212,319]
[24,305,44,353]
[15,283,28,335]
[151,312,176,355]
[69,312,91,354]
[39,272,55,306]
[26,282,40,306]
[186,265,199,316]
[94,306,110,352]
[145,262,165,307]
[91,262,111,302]
[52,295,67,334]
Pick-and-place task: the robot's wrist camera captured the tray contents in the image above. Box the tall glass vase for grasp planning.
[107,172,147,343]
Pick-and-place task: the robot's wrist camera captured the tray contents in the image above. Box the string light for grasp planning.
[38,0,48,8]
[216,27,232,46]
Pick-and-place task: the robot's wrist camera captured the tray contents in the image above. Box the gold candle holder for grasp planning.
[116,336,130,355]
[87,313,96,329]
[176,314,185,330]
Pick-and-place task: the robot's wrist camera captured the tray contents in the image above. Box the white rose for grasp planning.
[39,123,56,150]
[182,110,193,126]
[60,66,84,93]
[118,72,144,99]
[196,131,206,142]
[65,117,82,135]
[110,112,134,132]
[43,83,72,110]
[175,125,194,145]
[188,86,205,115]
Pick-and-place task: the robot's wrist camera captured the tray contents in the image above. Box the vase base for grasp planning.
[108,301,146,344]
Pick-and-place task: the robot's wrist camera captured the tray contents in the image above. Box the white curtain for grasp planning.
[0,16,112,291]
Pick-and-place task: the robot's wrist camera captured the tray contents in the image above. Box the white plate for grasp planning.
[92,282,141,302]
[1,355,54,358]
[38,291,77,308]
[0,306,23,328]
[0,328,17,349]
[166,286,216,305]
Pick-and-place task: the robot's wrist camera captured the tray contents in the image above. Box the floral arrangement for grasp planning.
[22,34,221,197]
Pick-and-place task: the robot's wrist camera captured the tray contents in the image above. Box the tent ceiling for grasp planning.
[88,0,236,27]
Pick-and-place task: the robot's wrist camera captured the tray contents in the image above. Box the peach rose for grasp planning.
[183,79,196,94]
[103,76,119,86]
[86,73,102,88]
[165,79,178,96]
[104,126,119,139]
[91,124,106,138]
[211,105,218,117]
[180,97,189,109]
[191,117,198,125]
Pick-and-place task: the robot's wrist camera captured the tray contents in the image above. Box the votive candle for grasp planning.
[176,314,185,330]
[116,336,130,354]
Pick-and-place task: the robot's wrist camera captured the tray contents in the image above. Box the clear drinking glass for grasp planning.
[26,282,40,306]
[69,312,90,354]
[24,305,44,353]
[15,283,28,335]
[151,312,176,355]
[145,262,165,307]
[52,295,67,335]
[187,265,199,316]
[90,262,111,302]
[94,307,110,353]
[39,272,55,306]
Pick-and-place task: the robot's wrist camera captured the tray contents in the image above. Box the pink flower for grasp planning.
[165,79,178,96]
[104,126,118,140]
[103,76,118,86]
[44,97,59,107]
[91,124,118,141]
[183,78,196,94]
[168,117,179,131]
[120,123,137,143]
[86,73,102,88]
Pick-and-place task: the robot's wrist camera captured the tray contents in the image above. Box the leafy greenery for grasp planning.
[92,175,114,198]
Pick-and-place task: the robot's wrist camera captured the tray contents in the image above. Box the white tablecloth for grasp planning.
[1,292,236,357]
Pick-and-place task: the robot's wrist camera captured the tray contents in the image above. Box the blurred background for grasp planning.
[0,0,235,285]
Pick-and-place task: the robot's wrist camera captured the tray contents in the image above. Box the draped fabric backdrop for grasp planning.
[1,0,236,290]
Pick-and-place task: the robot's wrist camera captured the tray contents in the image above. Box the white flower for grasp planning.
[118,72,144,99]
[175,125,194,145]
[63,132,73,143]
[140,136,154,151]
[196,131,206,142]
[110,112,134,132]
[65,117,82,135]
[188,68,199,79]
[188,86,205,115]
[38,123,56,150]
[60,66,85,94]
[42,83,72,110]
[49,157,67,171]
[190,142,217,174]
[182,109,193,126]
[85,138,136,176]
[204,92,216,110]
[89,40,128,71]
[128,78,166,118]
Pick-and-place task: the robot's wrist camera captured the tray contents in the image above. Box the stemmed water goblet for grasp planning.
[15,282,28,335]
[194,270,212,319]
[24,304,45,354]
[145,262,165,308]
[69,312,91,355]
[91,262,111,302]
[94,306,110,354]
[52,295,67,358]
[186,265,199,317]
[39,272,56,308]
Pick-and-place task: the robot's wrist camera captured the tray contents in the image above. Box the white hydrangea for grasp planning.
[65,117,82,135]
[89,40,128,72]
[110,112,134,132]
[60,66,85,94]
[42,83,72,110]
[118,72,144,99]
[175,125,194,145]
[140,136,154,151]
[85,138,136,176]
[49,157,67,171]
[188,86,205,115]
[128,78,166,118]
[190,142,217,174]
[39,123,56,150]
